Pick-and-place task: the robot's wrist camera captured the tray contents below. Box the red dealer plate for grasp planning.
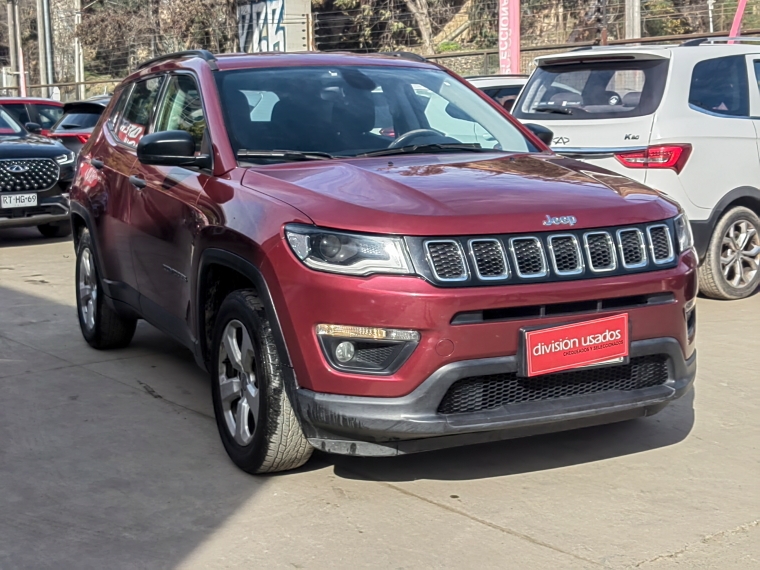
[523,314,629,377]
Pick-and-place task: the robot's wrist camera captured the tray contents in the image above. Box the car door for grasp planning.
[747,56,760,165]
[83,85,140,293]
[129,73,210,344]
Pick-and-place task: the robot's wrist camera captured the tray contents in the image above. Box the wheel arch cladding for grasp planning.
[197,249,293,371]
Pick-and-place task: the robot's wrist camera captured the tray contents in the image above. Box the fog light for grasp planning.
[335,341,355,363]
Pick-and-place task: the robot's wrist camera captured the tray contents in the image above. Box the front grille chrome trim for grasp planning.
[423,239,469,282]
[583,231,618,273]
[647,224,676,265]
[547,234,584,276]
[508,237,548,278]
[616,228,648,269]
[468,238,510,280]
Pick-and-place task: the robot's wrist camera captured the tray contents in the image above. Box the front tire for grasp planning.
[76,228,137,348]
[38,221,72,238]
[699,206,760,300]
[211,290,313,474]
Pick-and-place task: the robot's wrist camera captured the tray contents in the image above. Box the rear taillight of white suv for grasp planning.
[615,144,692,174]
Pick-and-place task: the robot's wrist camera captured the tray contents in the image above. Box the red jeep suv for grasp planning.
[69,50,697,474]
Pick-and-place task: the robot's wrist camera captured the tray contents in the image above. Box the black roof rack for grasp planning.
[681,37,708,46]
[137,49,218,71]
[382,51,427,62]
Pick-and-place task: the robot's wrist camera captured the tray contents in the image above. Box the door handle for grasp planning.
[91,158,104,169]
[129,175,147,189]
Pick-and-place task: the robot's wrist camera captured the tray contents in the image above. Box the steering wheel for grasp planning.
[389,128,448,148]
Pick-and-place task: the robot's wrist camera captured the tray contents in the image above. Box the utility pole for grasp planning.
[41,0,54,91]
[13,0,27,96]
[36,0,48,96]
[6,0,17,88]
[74,0,85,99]
[625,0,641,39]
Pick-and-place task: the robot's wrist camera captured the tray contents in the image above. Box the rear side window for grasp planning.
[689,55,749,117]
[108,88,131,129]
[33,104,62,129]
[53,112,102,130]
[514,59,669,121]
[116,76,164,147]
[3,103,30,125]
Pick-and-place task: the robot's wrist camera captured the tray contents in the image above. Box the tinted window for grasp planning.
[53,112,102,130]
[514,59,668,121]
[154,75,206,151]
[3,103,30,124]
[483,86,523,112]
[116,76,164,147]
[689,56,749,117]
[33,104,63,129]
[216,66,531,158]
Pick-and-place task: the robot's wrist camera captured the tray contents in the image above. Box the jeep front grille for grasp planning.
[409,220,679,287]
[438,355,669,414]
[424,240,467,281]
[0,158,59,192]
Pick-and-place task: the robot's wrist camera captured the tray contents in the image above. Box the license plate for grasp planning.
[522,314,629,377]
[1,193,37,209]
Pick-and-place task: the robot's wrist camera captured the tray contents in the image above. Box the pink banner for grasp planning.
[498,0,520,74]
[729,0,748,38]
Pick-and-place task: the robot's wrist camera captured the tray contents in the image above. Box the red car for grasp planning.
[0,96,63,136]
[69,50,697,474]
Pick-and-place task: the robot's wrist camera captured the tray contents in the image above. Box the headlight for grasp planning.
[55,152,75,165]
[285,224,413,276]
[674,213,694,253]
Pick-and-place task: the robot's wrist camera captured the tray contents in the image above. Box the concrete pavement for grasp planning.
[0,227,758,569]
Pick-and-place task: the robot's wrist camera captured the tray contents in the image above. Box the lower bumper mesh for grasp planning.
[438,355,669,415]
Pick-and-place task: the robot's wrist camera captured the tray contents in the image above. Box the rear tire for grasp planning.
[699,206,760,300]
[76,228,137,349]
[38,221,72,238]
[210,290,313,474]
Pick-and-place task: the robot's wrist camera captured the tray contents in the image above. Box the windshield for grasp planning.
[513,59,669,121]
[216,65,532,159]
[0,107,24,136]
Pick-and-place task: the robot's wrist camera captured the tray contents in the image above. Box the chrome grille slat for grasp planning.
[509,237,548,278]
[424,240,468,281]
[583,231,617,272]
[0,158,60,193]
[469,239,509,280]
[617,228,648,269]
[647,224,675,264]
[547,234,583,276]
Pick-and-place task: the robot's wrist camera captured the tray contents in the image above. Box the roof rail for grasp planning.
[681,36,760,46]
[383,51,427,62]
[137,49,218,71]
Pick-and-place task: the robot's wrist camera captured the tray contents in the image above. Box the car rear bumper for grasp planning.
[295,337,696,456]
[0,194,70,229]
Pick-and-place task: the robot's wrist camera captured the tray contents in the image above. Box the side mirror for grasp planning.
[25,122,43,134]
[523,123,554,146]
[136,130,211,169]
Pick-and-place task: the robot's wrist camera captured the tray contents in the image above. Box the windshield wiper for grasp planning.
[532,105,573,115]
[356,143,494,158]
[237,149,335,162]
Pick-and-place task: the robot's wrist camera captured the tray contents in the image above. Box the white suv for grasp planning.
[513,39,760,300]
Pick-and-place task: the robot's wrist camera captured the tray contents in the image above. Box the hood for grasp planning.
[0,134,69,158]
[241,153,679,236]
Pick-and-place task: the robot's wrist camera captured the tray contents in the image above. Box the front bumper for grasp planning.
[0,191,70,229]
[296,337,696,456]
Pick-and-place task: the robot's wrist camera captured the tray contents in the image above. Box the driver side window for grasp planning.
[154,74,207,152]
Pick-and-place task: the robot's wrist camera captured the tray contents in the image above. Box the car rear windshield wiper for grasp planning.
[237,150,335,162]
[532,106,573,115]
[356,143,495,158]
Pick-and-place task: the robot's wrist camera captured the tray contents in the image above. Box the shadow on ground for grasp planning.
[0,226,72,248]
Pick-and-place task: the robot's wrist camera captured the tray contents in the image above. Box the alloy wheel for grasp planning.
[78,248,97,331]
[218,319,260,446]
[721,219,760,289]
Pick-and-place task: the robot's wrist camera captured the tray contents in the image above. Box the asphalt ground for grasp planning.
[0,226,758,569]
